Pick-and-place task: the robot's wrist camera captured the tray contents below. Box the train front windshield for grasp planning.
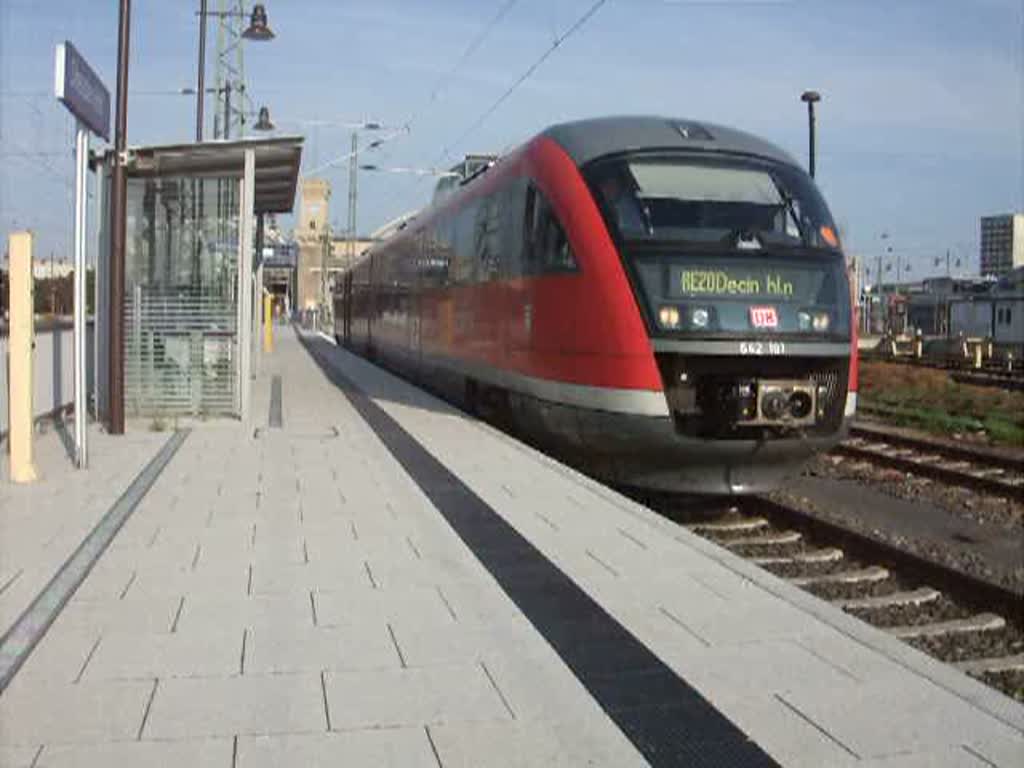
[587,155,851,338]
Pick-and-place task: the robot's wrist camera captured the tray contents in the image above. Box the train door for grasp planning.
[367,253,375,349]
[411,230,425,358]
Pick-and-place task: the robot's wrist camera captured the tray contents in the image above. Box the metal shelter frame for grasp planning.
[95,135,303,425]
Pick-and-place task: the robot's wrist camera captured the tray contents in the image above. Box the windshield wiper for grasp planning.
[770,176,806,244]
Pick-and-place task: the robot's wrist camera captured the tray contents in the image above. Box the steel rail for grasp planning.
[746,496,1024,622]
[848,423,1024,473]
[834,440,1023,497]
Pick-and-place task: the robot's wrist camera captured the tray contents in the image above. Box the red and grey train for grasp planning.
[334,116,858,494]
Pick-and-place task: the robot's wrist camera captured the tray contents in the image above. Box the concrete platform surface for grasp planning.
[0,421,169,640]
[0,328,1020,767]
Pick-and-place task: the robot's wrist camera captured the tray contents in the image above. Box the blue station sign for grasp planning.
[54,42,110,141]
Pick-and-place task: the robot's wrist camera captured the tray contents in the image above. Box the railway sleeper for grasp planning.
[788,565,888,587]
[688,517,769,533]
[832,587,941,610]
[954,653,1024,675]
[935,461,972,471]
[722,531,802,547]
[970,467,1007,478]
[888,613,1006,640]
[752,548,844,566]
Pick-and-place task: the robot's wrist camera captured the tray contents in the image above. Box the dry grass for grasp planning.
[859,362,1024,447]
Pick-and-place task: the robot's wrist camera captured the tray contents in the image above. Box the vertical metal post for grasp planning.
[8,231,37,483]
[109,0,131,435]
[223,81,232,140]
[347,132,358,266]
[320,225,330,329]
[93,157,107,419]
[73,123,90,468]
[237,149,255,422]
[253,262,263,373]
[806,101,816,178]
[264,292,273,353]
[801,91,820,179]
[197,0,207,141]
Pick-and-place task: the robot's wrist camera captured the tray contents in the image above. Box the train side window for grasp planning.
[452,202,477,284]
[474,194,502,282]
[523,185,577,275]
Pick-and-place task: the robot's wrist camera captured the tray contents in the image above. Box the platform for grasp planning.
[0,328,1021,767]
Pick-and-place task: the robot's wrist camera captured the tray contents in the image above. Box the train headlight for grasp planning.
[658,306,681,329]
[812,312,831,332]
[798,311,812,331]
[691,307,710,328]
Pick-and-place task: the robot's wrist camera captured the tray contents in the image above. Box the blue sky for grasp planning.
[1,0,1021,280]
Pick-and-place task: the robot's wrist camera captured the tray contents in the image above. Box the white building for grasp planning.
[32,259,74,279]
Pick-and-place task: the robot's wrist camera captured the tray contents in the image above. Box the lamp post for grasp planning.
[800,90,821,178]
[109,0,132,435]
[878,233,891,334]
[195,3,274,141]
[253,105,275,131]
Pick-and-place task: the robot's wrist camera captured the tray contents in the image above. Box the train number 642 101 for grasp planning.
[739,341,786,355]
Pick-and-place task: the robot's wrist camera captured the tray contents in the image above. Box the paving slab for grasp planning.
[34,738,233,768]
[245,623,401,674]
[2,625,99,687]
[81,626,243,681]
[858,747,1001,768]
[322,664,514,730]
[0,746,41,768]
[312,582,460,633]
[142,673,326,739]
[0,679,154,746]
[777,678,1024,760]
[236,729,438,768]
[430,716,650,768]
[173,593,315,634]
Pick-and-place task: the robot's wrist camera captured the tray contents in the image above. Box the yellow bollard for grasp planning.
[9,232,38,483]
[973,342,983,370]
[263,293,273,353]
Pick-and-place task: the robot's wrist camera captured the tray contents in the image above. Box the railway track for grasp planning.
[861,355,1024,393]
[835,423,1024,497]
[951,369,1024,392]
[638,492,1024,702]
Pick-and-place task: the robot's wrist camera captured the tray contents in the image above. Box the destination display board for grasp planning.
[668,263,827,301]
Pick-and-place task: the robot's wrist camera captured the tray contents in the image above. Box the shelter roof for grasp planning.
[100,136,304,214]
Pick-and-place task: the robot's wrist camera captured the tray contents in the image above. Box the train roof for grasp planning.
[541,116,800,169]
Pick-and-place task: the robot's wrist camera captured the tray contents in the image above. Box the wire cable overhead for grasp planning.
[303,0,522,180]
[438,0,608,163]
